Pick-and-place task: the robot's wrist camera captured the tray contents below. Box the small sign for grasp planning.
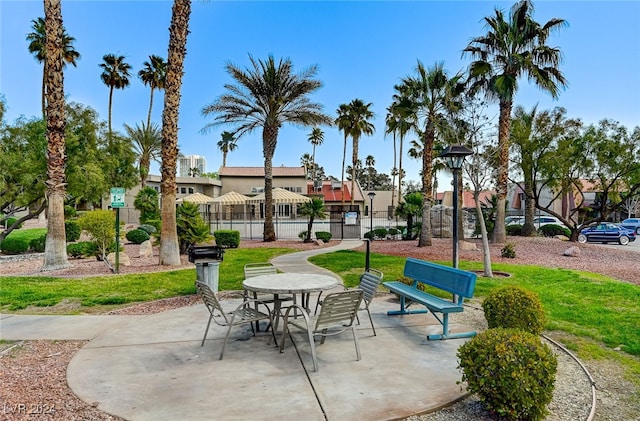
[110,187,125,208]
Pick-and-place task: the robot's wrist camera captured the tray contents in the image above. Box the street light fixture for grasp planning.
[366,191,376,270]
[439,145,473,269]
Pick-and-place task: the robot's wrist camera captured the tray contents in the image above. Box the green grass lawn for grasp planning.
[2,227,47,243]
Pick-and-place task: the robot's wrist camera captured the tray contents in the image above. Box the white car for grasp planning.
[532,216,566,228]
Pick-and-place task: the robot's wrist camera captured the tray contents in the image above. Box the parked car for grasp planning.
[578,223,636,245]
[620,218,640,235]
[506,215,565,228]
[505,216,525,226]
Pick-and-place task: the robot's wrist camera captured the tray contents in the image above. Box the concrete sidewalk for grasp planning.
[1,240,477,420]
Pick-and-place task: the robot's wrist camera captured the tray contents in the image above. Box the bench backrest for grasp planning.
[403,257,476,302]
[244,262,277,279]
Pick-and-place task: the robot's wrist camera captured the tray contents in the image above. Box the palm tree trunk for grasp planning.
[139,155,150,188]
[351,136,359,205]
[391,132,397,209]
[41,0,70,271]
[398,133,404,204]
[522,182,536,236]
[41,67,47,119]
[159,0,191,266]
[263,125,278,242]
[341,134,347,207]
[108,86,114,135]
[222,150,227,167]
[147,87,154,127]
[418,130,434,247]
[493,99,512,243]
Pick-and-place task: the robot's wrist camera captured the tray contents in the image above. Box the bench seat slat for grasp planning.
[383,281,463,313]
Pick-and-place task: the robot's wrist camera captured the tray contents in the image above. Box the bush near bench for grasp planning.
[315,231,332,242]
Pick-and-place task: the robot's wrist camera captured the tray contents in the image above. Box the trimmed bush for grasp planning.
[315,231,332,242]
[4,217,23,230]
[506,224,523,236]
[538,223,570,238]
[1,237,29,254]
[138,224,157,235]
[78,210,116,260]
[29,234,47,252]
[458,328,557,420]
[64,205,77,219]
[373,227,388,239]
[65,220,81,242]
[363,230,375,240]
[482,285,546,335]
[501,242,516,258]
[126,229,150,244]
[214,230,240,248]
[66,241,98,259]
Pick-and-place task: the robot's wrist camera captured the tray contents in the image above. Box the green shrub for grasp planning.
[388,228,399,236]
[64,205,77,219]
[126,229,150,244]
[315,231,332,242]
[501,242,516,258]
[145,219,162,235]
[134,187,160,224]
[176,202,213,253]
[482,285,546,335]
[363,230,375,239]
[66,241,98,259]
[373,227,388,239]
[298,230,307,240]
[29,234,47,252]
[138,224,157,235]
[506,224,523,236]
[4,217,23,230]
[78,210,116,260]
[65,220,81,242]
[214,230,240,248]
[538,224,570,238]
[458,328,557,420]
[1,237,29,254]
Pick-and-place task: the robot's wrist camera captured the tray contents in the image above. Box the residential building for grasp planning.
[178,155,207,177]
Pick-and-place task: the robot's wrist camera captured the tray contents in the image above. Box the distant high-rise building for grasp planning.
[179,155,206,177]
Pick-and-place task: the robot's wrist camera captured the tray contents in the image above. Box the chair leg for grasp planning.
[352,324,361,361]
[366,307,376,336]
[202,314,214,346]
[219,324,234,360]
[308,330,319,372]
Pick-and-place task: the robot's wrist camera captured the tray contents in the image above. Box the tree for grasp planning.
[201,54,333,241]
[26,16,80,118]
[217,131,237,167]
[159,0,192,265]
[396,61,464,247]
[365,155,375,190]
[125,121,162,187]
[138,54,167,127]
[335,104,351,206]
[188,167,200,177]
[387,94,413,206]
[100,53,132,135]
[134,187,160,224]
[464,0,568,243]
[396,192,423,240]
[41,0,70,271]
[299,197,327,242]
[307,127,324,181]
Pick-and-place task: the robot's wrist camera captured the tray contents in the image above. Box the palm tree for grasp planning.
[217,131,237,167]
[365,154,375,190]
[463,0,567,243]
[386,95,413,205]
[335,103,351,206]
[41,0,70,271]
[300,152,314,178]
[124,121,162,188]
[138,54,167,127]
[100,53,132,135]
[307,127,324,180]
[347,100,375,205]
[27,17,80,118]
[299,197,328,242]
[201,55,333,242]
[159,0,192,266]
[384,109,398,208]
[397,61,464,247]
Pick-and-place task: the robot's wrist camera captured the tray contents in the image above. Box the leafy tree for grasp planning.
[42,0,70,271]
[159,0,192,266]
[464,0,568,243]
[125,121,162,187]
[134,187,160,224]
[138,54,167,127]
[299,197,327,242]
[217,131,237,167]
[100,53,132,135]
[201,54,333,242]
[26,16,80,118]
[78,210,115,261]
[396,192,423,240]
[102,131,138,190]
[395,61,464,247]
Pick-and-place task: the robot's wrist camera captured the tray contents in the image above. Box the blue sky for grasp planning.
[2,1,639,188]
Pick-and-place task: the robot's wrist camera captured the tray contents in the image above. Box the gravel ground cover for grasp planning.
[1,236,639,420]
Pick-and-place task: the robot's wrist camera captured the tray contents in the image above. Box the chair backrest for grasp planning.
[244,262,277,278]
[358,268,383,304]
[196,281,230,324]
[315,290,363,332]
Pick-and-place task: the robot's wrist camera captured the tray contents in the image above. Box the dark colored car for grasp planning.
[578,223,636,245]
[620,218,640,235]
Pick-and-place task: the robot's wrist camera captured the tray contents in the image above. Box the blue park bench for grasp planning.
[383,257,477,340]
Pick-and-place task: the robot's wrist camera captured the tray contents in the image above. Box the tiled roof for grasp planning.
[219,166,306,177]
[307,181,354,202]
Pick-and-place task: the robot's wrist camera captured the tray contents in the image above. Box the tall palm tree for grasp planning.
[397,61,464,247]
[307,127,324,172]
[217,131,237,167]
[27,17,80,118]
[124,121,162,188]
[300,152,314,178]
[138,54,167,127]
[387,95,413,205]
[463,0,567,243]
[365,154,375,190]
[100,53,132,135]
[41,0,70,270]
[335,103,351,206]
[201,55,333,242]
[159,0,192,266]
[384,109,398,208]
[299,197,328,242]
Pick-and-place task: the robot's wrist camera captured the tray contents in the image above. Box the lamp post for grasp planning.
[439,145,473,269]
[366,191,376,270]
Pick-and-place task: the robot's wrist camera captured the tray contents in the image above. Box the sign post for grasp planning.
[110,188,125,273]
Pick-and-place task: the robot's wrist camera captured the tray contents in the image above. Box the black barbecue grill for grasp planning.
[187,245,225,263]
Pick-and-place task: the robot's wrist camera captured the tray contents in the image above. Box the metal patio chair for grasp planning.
[195,281,277,360]
[280,289,363,372]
